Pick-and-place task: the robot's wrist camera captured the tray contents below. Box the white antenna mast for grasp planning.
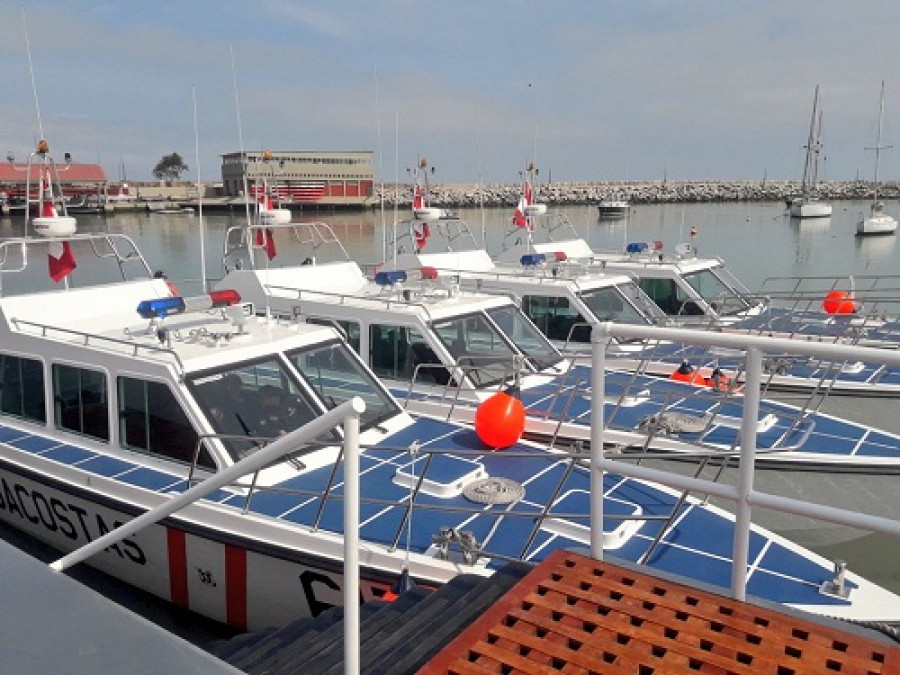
[393,111,399,266]
[374,66,386,265]
[231,46,252,229]
[22,8,44,141]
[193,85,207,293]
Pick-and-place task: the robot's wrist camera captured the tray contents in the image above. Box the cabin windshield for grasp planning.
[186,355,336,463]
[485,305,564,372]
[580,283,657,325]
[432,311,520,388]
[286,338,401,430]
[682,268,753,316]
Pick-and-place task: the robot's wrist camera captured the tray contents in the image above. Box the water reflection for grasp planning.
[855,230,897,265]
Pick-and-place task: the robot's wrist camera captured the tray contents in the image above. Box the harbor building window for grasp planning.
[118,377,212,469]
[0,354,45,423]
[53,364,109,441]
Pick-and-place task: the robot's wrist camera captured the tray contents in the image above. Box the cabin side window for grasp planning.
[306,317,361,353]
[118,378,213,469]
[522,295,588,342]
[53,364,109,441]
[369,324,410,378]
[637,278,699,316]
[0,354,46,423]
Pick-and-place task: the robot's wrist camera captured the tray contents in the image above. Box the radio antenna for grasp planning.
[22,7,44,140]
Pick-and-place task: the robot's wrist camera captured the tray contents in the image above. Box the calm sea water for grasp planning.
[1,200,899,638]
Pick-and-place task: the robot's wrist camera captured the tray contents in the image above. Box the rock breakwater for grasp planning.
[372,180,900,209]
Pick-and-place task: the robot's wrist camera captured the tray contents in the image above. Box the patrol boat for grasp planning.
[476,167,900,396]
[212,214,900,473]
[8,141,900,629]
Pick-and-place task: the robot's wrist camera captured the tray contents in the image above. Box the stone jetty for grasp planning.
[371,179,900,209]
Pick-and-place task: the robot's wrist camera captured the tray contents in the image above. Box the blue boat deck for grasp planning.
[0,416,866,611]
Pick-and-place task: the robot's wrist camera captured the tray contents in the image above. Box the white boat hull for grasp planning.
[0,456,400,631]
[857,213,897,236]
[789,200,832,218]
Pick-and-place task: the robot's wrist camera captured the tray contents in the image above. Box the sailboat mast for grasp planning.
[800,85,820,195]
[867,81,890,203]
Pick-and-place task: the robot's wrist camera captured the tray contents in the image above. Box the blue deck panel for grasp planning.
[115,466,184,492]
[8,434,64,454]
[42,444,97,464]
[80,454,141,477]
[0,426,34,444]
[860,430,900,457]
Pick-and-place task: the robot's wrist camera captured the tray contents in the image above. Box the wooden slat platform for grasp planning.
[419,549,900,674]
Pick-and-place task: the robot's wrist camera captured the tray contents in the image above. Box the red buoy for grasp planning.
[474,386,526,449]
[823,290,856,315]
[669,361,705,385]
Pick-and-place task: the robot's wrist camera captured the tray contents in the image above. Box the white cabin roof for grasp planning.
[217,262,519,325]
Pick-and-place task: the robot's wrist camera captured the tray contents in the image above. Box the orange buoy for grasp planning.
[823,290,856,314]
[475,386,526,449]
[703,367,732,391]
[669,361,705,385]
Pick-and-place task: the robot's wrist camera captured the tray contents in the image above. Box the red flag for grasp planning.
[48,240,76,282]
[255,228,277,260]
[413,184,424,210]
[690,226,697,238]
[513,195,528,227]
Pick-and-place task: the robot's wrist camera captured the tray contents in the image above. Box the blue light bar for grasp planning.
[137,296,186,319]
[375,270,407,286]
[626,242,649,253]
[136,290,241,319]
[520,253,546,267]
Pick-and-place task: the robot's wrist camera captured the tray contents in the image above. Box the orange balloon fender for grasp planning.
[475,387,526,449]
[823,290,856,315]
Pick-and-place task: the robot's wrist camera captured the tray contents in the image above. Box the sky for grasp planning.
[0,1,898,185]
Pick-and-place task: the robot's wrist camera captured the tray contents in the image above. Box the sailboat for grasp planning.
[857,81,898,237]
[789,85,832,218]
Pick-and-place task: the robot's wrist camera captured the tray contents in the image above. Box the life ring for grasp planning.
[412,221,431,250]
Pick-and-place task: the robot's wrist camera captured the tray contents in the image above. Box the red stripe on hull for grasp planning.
[225,545,248,630]
[167,527,189,608]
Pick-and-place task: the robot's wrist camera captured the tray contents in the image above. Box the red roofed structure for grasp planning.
[0,162,108,200]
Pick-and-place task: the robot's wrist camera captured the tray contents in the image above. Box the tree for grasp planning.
[152,152,189,181]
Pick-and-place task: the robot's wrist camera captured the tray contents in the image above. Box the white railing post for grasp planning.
[49,397,367,573]
[590,322,609,559]
[343,399,363,675]
[731,346,762,601]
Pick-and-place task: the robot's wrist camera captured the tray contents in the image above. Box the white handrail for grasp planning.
[591,320,900,602]
[49,397,366,573]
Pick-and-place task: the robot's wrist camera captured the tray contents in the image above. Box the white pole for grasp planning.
[731,346,761,601]
[50,397,366,573]
[343,401,362,675]
[590,322,608,559]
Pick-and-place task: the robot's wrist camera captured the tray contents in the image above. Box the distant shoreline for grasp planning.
[372,179,900,209]
[3,179,895,216]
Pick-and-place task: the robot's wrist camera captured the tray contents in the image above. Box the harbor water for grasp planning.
[1,199,898,635]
